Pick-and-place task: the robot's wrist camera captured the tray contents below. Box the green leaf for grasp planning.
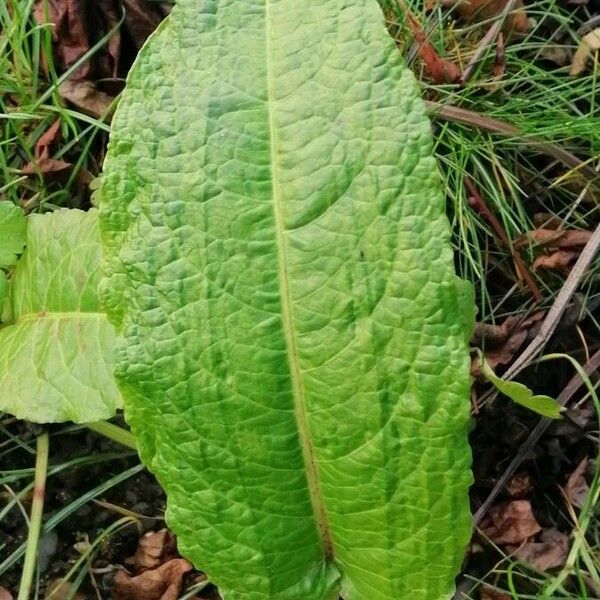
[100,1,474,599]
[479,354,562,419]
[0,201,27,268]
[0,209,122,423]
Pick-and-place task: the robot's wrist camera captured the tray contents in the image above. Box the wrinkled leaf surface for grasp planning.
[0,209,122,423]
[100,1,474,598]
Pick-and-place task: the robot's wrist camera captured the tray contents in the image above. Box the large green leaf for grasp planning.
[0,209,122,423]
[100,1,474,599]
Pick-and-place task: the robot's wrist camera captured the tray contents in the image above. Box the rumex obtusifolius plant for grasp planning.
[0,204,121,423]
[99,1,476,599]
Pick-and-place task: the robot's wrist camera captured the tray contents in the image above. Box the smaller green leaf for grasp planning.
[0,209,122,423]
[0,201,27,268]
[479,352,563,418]
[0,315,120,423]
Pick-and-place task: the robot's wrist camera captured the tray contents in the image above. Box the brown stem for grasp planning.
[465,177,542,302]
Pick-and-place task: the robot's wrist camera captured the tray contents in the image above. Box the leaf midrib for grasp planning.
[14,311,106,323]
[264,0,335,561]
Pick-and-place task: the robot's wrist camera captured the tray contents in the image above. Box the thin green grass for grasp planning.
[383,0,600,324]
[0,1,111,211]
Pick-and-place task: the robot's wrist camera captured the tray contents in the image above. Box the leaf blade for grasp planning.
[0,209,122,423]
[0,313,121,422]
[479,356,562,419]
[100,1,474,598]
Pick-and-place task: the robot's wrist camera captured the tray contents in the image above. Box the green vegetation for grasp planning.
[0,0,598,598]
[0,207,121,423]
[100,1,474,598]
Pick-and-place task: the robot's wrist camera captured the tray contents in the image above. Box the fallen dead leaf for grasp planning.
[123,0,166,48]
[34,0,168,81]
[533,250,578,274]
[452,0,530,34]
[484,500,542,544]
[33,0,91,79]
[93,0,121,77]
[515,228,592,275]
[570,28,600,76]
[129,528,177,571]
[33,0,123,79]
[472,311,544,372]
[505,472,533,498]
[399,0,461,83]
[513,528,569,571]
[59,79,115,119]
[564,458,590,509]
[555,405,595,439]
[415,35,461,83]
[0,586,13,600]
[480,587,510,600]
[35,120,61,158]
[113,558,193,600]
[515,228,592,250]
[21,152,72,178]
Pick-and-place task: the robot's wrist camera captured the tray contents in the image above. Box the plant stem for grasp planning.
[86,421,137,450]
[17,431,49,600]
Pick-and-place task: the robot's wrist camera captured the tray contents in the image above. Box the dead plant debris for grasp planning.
[512,528,570,571]
[483,500,542,544]
[564,457,591,508]
[113,558,193,600]
[128,529,178,571]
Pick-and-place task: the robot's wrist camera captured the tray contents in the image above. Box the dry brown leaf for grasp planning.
[59,79,115,119]
[480,587,510,600]
[21,153,72,178]
[533,250,578,274]
[484,500,542,544]
[33,0,91,79]
[556,230,593,248]
[130,528,177,571]
[35,120,62,158]
[516,228,592,275]
[416,39,461,84]
[113,558,193,600]
[34,0,169,80]
[515,228,592,249]
[513,528,569,571]
[471,311,544,372]
[0,586,13,600]
[400,0,461,83]
[123,0,167,48]
[505,472,533,498]
[453,0,529,33]
[94,0,121,77]
[570,28,600,76]
[564,458,590,509]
